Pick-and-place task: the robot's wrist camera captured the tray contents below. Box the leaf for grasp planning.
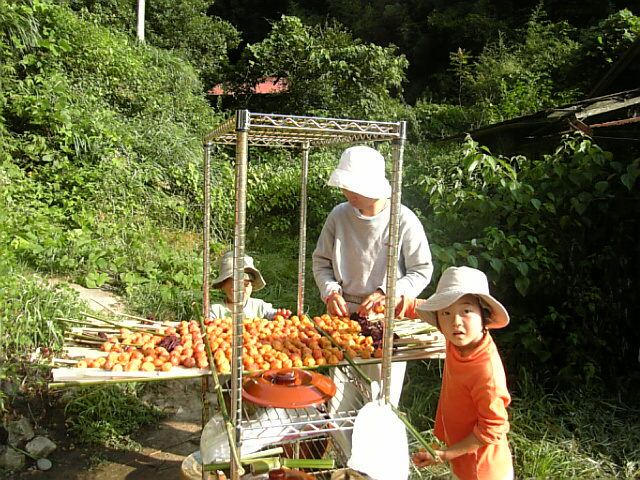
[570,197,587,215]
[85,272,108,288]
[593,181,608,195]
[489,258,504,274]
[516,262,529,277]
[515,276,530,296]
[530,198,541,210]
[621,171,638,191]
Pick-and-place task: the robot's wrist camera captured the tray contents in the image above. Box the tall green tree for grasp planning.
[223,15,408,119]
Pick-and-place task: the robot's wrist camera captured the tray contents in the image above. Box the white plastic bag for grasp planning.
[200,407,319,465]
[347,383,409,480]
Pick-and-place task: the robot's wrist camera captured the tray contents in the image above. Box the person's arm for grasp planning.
[394,296,425,319]
[412,433,485,467]
[394,209,433,297]
[312,211,348,316]
[259,300,277,320]
[470,354,511,445]
[441,431,486,461]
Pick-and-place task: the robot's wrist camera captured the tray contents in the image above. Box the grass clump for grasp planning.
[0,266,84,413]
[63,383,166,450]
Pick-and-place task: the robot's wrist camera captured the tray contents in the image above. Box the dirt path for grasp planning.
[13,282,205,480]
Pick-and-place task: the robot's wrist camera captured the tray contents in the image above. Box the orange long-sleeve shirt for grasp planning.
[402,299,512,479]
[435,333,512,480]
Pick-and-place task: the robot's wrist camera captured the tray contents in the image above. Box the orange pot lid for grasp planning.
[242,368,337,409]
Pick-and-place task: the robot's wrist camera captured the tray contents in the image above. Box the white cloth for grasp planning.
[208,297,276,320]
[312,202,433,301]
[348,397,410,480]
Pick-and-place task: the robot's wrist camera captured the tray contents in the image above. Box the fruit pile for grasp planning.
[75,314,382,373]
[350,313,399,350]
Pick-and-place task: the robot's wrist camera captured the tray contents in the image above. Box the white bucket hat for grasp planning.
[328,146,391,199]
[211,251,266,291]
[416,266,509,329]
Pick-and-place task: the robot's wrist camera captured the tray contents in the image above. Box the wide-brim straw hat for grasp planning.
[211,251,266,291]
[416,266,509,329]
[328,146,391,199]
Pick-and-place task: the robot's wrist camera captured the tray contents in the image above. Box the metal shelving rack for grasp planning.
[202,111,407,479]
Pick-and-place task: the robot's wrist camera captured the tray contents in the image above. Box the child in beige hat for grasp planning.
[209,251,290,320]
[399,266,513,480]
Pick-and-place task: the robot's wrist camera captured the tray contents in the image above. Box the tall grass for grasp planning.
[401,363,640,479]
[0,264,85,412]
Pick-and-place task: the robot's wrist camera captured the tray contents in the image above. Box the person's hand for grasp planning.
[411,445,444,467]
[326,292,349,317]
[357,289,385,317]
[274,308,292,319]
[394,296,424,319]
[394,295,410,318]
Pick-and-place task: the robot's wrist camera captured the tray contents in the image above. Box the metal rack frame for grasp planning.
[202,111,407,479]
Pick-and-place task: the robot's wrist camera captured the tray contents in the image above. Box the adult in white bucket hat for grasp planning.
[208,251,290,321]
[396,266,513,480]
[313,145,433,319]
[312,145,434,458]
[327,145,392,199]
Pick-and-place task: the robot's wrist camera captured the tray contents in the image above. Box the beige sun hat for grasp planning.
[211,251,266,291]
[416,266,509,329]
[328,146,391,199]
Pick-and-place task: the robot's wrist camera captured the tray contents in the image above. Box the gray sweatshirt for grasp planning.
[312,202,433,302]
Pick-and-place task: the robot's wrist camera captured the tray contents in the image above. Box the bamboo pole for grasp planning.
[78,312,168,337]
[197,317,244,476]
[90,298,165,325]
[49,372,206,389]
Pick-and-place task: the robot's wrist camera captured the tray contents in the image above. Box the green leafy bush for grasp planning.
[0,263,82,412]
[407,133,639,381]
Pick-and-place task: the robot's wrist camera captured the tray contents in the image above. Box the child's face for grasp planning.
[221,278,253,303]
[437,294,485,355]
[341,188,378,211]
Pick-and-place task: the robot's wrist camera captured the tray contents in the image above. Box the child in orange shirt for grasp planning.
[398,266,513,480]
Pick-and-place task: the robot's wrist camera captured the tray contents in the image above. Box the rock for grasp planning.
[26,436,57,458]
[0,378,19,398]
[36,458,53,471]
[7,417,35,446]
[0,445,26,470]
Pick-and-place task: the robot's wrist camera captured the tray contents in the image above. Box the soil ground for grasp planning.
[8,282,205,480]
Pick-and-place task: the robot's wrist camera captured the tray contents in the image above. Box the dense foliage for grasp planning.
[1,0,639,477]
[61,0,242,87]
[405,134,640,382]
[220,15,408,119]
[213,0,635,102]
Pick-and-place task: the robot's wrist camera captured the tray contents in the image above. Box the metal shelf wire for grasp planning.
[204,112,403,147]
[201,110,408,479]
